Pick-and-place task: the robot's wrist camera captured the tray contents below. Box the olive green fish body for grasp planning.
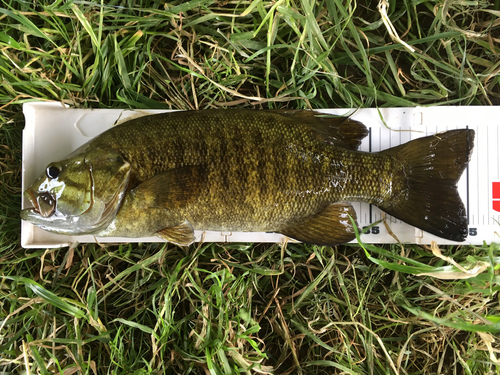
[21,110,475,245]
[93,111,394,234]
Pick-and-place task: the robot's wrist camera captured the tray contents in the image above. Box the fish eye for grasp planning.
[46,165,61,179]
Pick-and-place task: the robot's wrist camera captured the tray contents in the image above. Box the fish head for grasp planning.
[21,147,131,235]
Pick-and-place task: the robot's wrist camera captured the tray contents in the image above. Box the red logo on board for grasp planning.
[493,182,500,212]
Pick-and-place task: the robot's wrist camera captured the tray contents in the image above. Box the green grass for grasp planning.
[1,0,500,374]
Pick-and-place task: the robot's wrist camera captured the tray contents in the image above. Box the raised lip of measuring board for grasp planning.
[21,102,480,248]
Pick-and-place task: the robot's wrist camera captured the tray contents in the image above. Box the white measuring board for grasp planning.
[21,102,499,248]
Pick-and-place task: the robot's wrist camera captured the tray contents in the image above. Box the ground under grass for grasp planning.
[1,1,500,374]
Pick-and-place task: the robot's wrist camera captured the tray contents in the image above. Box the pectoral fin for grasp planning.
[132,165,207,209]
[281,202,358,246]
[156,220,195,246]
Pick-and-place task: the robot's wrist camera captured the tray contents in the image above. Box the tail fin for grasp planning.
[379,129,475,241]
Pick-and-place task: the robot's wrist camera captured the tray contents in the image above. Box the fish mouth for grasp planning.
[25,188,56,218]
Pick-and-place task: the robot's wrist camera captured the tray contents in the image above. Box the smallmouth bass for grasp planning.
[21,110,475,246]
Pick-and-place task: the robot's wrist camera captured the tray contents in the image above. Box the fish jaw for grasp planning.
[21,182,93,235]
[23,188,56,218]
[20,206,74,234]
[20,206,39,221]
[20,197,99,236]
[23,188,41,216]
[21,187,72,234]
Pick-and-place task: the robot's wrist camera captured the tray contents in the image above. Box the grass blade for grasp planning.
[2,276,85,319]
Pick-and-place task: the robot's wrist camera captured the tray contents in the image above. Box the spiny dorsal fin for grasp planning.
[269,110,368,150]
[280,202,358,246]
[156,220,195,246]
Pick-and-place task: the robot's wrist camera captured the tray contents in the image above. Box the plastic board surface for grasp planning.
[21,102,496,248]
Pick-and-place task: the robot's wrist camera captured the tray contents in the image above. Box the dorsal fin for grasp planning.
[269,110,368,150]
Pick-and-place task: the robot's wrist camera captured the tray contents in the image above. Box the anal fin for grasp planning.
[156,220,195,246]
[281,202,358,246]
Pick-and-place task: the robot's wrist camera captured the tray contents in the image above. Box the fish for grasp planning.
[21,110,475,246]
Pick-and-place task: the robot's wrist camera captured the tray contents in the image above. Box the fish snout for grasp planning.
[24,188,56,218]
